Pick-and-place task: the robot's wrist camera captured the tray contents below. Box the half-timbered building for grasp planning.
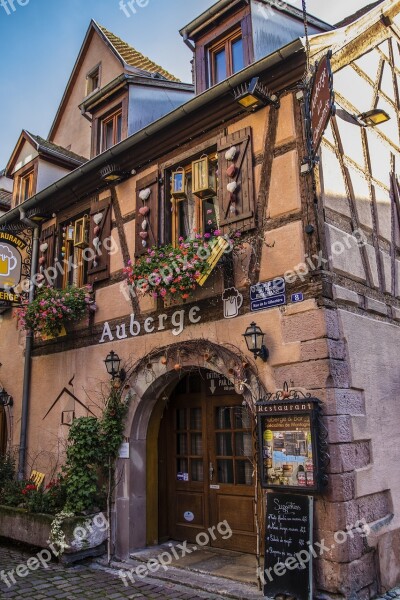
[0,0,400,597]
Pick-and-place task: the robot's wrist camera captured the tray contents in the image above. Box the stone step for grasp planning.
[93,557,265,600]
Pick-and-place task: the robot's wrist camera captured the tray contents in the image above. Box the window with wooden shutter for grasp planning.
[87,197,112,284]
[40,224,56,272]
[217,126,255,233]
[135,170,159,257]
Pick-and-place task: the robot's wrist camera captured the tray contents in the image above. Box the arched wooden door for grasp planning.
[158,371,256,554]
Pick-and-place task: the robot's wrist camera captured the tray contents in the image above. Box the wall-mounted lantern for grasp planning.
[0,387,13,407]
[104,350,126,381]
[243,322,269,362]
[171,167,187,199]
[357,109,390,127]
[234,77,280,112]
[192,155,217,198]
[73,216,88,248]
[100,164,127,183]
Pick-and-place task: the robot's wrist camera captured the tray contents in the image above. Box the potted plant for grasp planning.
[124,231,241,302]
[16,285,95,340]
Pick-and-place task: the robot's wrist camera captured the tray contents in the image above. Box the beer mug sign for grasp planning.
[0,245,17,278]
[222,287,243,319]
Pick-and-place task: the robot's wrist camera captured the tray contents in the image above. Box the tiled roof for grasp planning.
[97,24,180,82]
[26,132,88,165]
[335,1,384,27]
[0,190,12,208]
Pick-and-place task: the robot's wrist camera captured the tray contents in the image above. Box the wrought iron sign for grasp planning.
[303,51,335,169]
[256,383,329,493]
[0,226,32,307]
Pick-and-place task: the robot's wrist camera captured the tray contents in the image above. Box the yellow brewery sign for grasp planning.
[0,231,26,306]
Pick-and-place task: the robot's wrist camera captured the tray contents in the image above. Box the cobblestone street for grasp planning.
[0,543,226,599]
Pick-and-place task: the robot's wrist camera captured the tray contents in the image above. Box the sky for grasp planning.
[0,0,377,168]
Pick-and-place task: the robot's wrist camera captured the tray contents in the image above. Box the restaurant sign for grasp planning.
[310,51,335,155]
[257,397,328,493]
[0,231,26,306]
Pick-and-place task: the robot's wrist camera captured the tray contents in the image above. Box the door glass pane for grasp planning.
[191,433,203,455]
[177,458,188,473]
[215,407,231,430]
[217,459,234,483]
[235,432,253,458]
[216,433,233,456]
[236,460,253,485]
[177,433,188,455]
[232,38,244,73]
[214,48,226,83]
[176,409,186,430]
[190,408,202,430]
[191,459,204,482]
[234,407,251,429]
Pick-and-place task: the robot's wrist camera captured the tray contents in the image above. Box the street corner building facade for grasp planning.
[0,0,400,597]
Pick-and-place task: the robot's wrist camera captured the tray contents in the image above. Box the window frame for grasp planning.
[168,150,219,247]
[209,28,244,86]
[85,63,102,97]
[99,108,123,153]
[60,213,89,289]
[13,162,38,207]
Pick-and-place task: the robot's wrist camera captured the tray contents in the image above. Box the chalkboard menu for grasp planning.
[263,492,313,600]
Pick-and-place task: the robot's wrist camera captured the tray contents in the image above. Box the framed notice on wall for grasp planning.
[257,397,326,493]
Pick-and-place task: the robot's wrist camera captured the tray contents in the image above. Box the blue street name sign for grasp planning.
[250,278,286,312]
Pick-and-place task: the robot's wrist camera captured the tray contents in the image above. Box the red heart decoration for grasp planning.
[139,231,148,239]
[93,225,100,235]
[139,206,150,216]
[226,164,237,178]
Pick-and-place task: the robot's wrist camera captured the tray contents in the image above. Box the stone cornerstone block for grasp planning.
[364,297,388,316]
[333,284,360,306]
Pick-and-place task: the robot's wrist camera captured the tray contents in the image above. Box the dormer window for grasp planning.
[18,169,34,205]
[210,29,244,86]
[86,64,101,96]
[100,108,122,152]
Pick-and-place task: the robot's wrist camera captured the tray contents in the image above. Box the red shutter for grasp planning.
[135,170,159,257]
[217,127,256,233]
[87,197,112,284]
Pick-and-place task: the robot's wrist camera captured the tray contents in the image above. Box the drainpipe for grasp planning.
[17,208,40,480]
[182,32,196,87]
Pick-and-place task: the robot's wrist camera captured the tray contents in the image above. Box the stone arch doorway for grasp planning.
[157,369,257,554]
[114,340,267,560]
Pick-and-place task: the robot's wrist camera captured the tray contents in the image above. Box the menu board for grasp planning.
[257,400,320,492]
[263,493,313,600]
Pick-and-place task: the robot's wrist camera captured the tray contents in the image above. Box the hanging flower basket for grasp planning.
[16,285,94,340]
[124,231,241,302]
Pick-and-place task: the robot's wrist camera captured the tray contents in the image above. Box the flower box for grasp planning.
[0,505,107,564]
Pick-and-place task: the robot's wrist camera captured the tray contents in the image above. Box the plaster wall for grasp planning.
[338,309,400,589]
[11,141,38,175]
[36,160,70,193]
[50,32,122,159]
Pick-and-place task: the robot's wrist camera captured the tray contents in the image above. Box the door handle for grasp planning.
[209,462,214,482]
